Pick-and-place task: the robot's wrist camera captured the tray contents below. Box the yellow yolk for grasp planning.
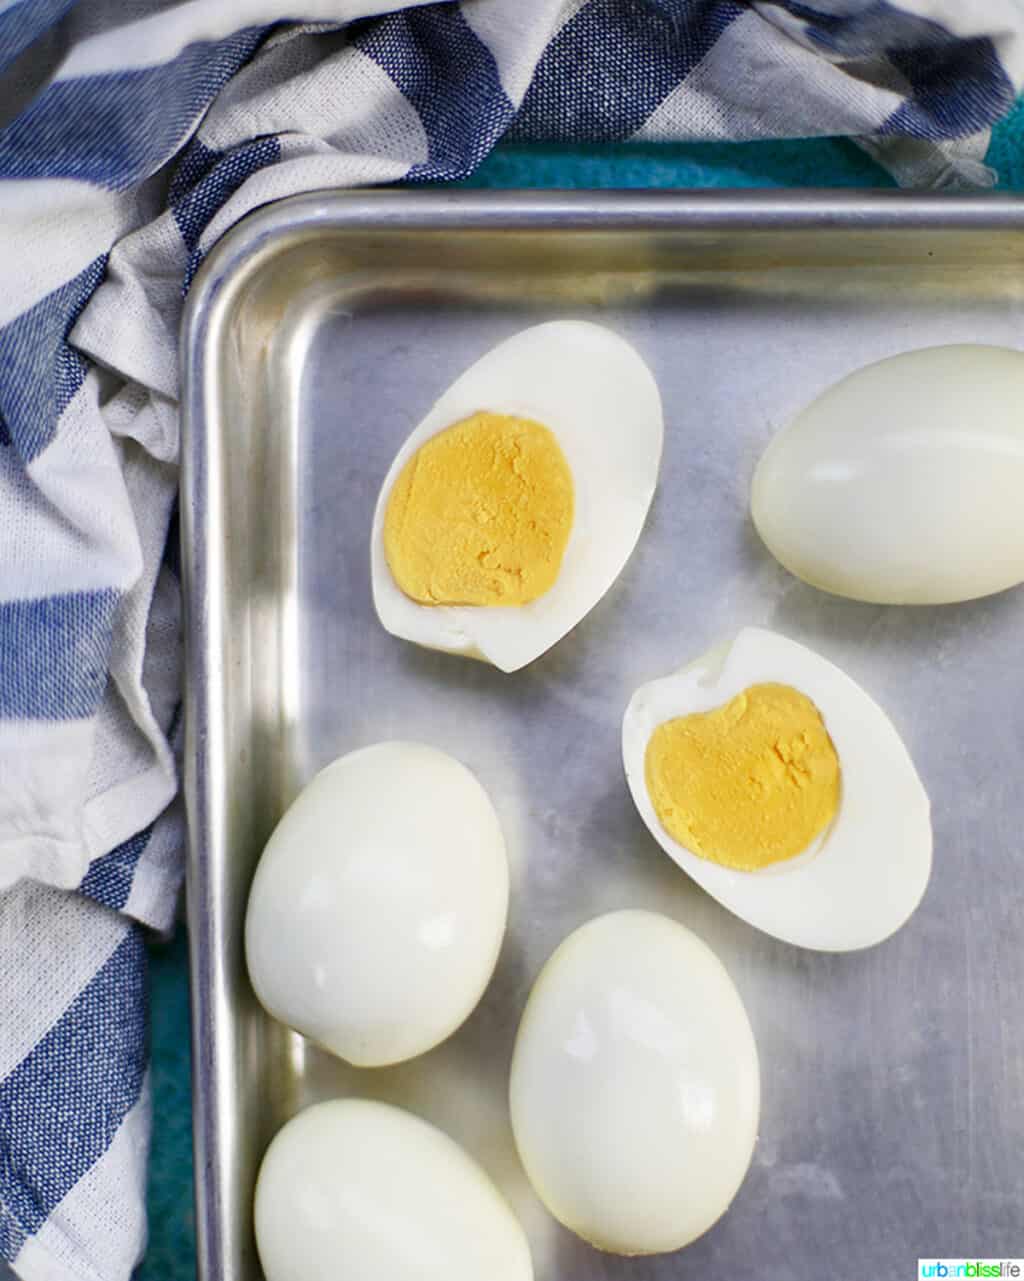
[644,683,840,872]
[384,412,574,607]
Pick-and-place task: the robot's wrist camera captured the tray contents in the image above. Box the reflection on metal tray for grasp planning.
[181,191,1024,1281]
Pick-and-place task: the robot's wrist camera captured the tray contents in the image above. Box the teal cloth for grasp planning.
[144,117,1024,1280]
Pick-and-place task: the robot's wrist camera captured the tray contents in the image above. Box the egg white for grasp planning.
[622,628,932,951]
[509,911,759,1256]
[751,344,1024,604]
[245,741,509,1067]
[255,1099,533,1281]
[370,320,663,672]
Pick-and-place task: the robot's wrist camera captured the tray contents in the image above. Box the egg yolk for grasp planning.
[645,683,840,872]
[384,412,574,607]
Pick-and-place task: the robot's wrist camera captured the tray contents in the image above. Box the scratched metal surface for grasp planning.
[181,191,1024,1281]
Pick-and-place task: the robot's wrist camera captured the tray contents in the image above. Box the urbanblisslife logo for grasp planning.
[919,1263,1023,1279]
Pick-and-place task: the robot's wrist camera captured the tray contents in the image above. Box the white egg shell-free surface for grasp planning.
[255,1099,533,1281]
[751,344,1024,605]
[244,741,508,1067]
[622,629,932,952]
[371,320,663,671]
[509,911,759,1256]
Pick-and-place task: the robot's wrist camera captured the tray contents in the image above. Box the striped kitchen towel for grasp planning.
[1,2,1022,1277]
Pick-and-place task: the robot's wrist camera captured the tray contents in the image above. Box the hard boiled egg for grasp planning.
[509,911,759,1256]
[371,320,663,671]
[752,344,1024,604]
[622,628,932,951]
[245,742,508,1066]
[255,1099,533,1281]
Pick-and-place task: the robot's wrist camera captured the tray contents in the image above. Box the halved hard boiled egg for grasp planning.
[371,321,663,671]
[509,911,759,1256]
[622,628,932,951]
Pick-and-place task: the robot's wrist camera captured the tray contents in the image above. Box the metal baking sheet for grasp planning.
[181,191,1024,1281]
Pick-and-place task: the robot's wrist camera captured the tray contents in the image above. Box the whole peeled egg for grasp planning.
[509,911,759,1256]
[245,741,508,1067]
[371,320,663,671]
[751,344,1024,603]
[255,1099,533,1281]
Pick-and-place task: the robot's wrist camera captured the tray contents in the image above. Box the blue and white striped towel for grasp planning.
[1,2,1022,1277]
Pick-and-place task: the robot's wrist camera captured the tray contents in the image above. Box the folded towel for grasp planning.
[2,2,1021,1277]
